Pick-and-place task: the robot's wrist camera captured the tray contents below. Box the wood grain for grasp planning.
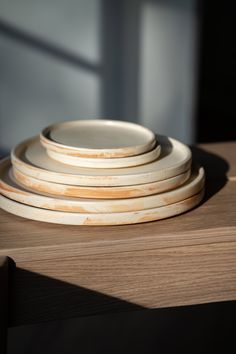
[0,257,8,353]
[11,242,236,325]
[0,142,235,326]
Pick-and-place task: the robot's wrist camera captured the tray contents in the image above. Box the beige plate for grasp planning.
[12,135,192,186]
[47,144,161,168]
[40,120,156,158]
[13,166,191,199]
[0,190,204,225]
[0,158,204,212]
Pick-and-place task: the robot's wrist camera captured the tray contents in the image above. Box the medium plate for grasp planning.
[13,166,191,199]
[47,144,161,168]
[41,120,156,158]
[0,159,204,211]
[0,190,204,225]
[12,135,192,186]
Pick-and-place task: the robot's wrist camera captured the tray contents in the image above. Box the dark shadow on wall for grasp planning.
[100,0,141,121]
[195,0,236,143]
[0,148,9,159]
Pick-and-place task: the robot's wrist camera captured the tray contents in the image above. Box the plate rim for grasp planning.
[0,159,204,211]
[11,135,192,186]
[12,165,191,199]
[46,144,161,168]
[40,119,157,158]
[0,190,205,225]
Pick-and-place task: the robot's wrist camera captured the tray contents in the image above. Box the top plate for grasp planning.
[40,120,156,158]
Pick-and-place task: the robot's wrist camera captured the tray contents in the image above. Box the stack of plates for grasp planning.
[0,120,205,225]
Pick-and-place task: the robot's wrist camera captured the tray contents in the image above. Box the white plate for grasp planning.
[13,166,191,199]
[0,158,204,212]
[47,144,161,168]
[12,135,192,186]
[41,120,156,158]
[0,190,204,225]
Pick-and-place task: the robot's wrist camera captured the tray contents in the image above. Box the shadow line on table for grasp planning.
[191,146,229,203]
[7,257,144,328]
[6,257,235,354]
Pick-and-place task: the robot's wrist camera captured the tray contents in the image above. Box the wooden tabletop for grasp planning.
[0,142,235,326]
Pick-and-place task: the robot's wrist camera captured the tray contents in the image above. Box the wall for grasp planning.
[0,0,198,153]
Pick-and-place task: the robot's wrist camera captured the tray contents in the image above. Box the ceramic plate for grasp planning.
[40,120,156,158]
[0,190,204,225]
[46,144,161,168]
[12,135,192,186]
[0,159,204,211]
[13,166,191,199]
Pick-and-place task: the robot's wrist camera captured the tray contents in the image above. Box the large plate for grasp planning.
[0,158,204,212]
[40,120,156,158]
[0,190,204,225]
[13,166,190,199]
[12,135,192,186]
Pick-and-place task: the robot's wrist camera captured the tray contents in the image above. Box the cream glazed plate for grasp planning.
[12,135,192,187]
[0,190,204,225]
[40,120,157,158]
[12,166,190,199]
[46,144,161,169]
[0,158,204,212]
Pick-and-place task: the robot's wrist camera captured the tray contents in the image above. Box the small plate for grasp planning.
[0,190,204,225]
[47,144,161,168]
[40,120,156,158]
[12,135,192,187]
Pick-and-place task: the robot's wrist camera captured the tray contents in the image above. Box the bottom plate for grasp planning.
[0,190,204,225]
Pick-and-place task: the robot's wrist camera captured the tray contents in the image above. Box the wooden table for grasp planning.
[0,142,235,328]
